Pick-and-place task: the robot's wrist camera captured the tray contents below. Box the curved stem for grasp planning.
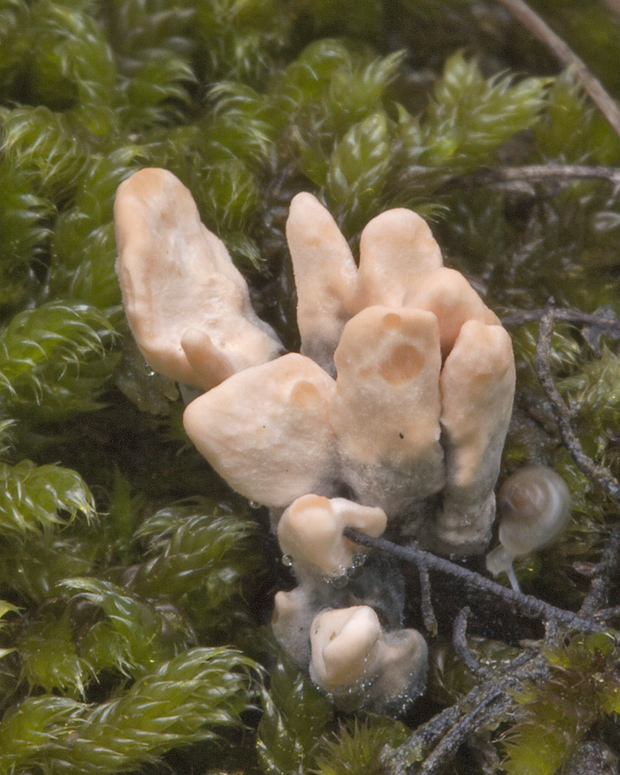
[534,306,620,505]
[501,306,620,331]
[450,164,620,192]
[344,527,603,633]
[495,0,620,142]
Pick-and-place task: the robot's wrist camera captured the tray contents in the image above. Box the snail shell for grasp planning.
[497,465,571,556]
[486,465,571,578]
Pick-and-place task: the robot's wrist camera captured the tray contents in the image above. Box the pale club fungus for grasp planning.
[115,167,521,712]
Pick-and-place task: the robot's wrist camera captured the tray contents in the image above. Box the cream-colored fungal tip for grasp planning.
[115,168,282,390]
[404,267,500,358]
[182,353,338,508]
[286,192,358,374]
[434,320,516,555]
[271,587,315,667]
[486,465,571,583]
[179,328,235,388]
[330,306,445,513]
[277,495,387,578]
[355,207,443,309]
[309,606,382,688]
[372,628,429,705]
[309,606,429,710]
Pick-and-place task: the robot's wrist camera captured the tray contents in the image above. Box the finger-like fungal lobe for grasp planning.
[433,320,516,555]
[486,465,571,581]
[182,353,338,508]
[330,306,445,516]
[309,606,428,712]
[277,495,387,580]
[115,168,282,391]
[286,192,358,374]
[271,587,318,668]
[355,207,443,309]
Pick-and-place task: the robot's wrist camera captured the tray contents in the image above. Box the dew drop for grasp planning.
[323,566,349,588]
[282,554,294,568]
[329,574,349,589]
[248,500,262,510]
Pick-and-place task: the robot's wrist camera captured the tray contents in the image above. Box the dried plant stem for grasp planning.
[495,0,620,141]
[533,307,620,613]
[382,650,547,775]
[452,164,620,192]
[419,563,438,636]
[453,607,490,680]
[421,689,510,774]
[344,528,603,632]
[534,307,620,505]
[501,307,620,331]
[580,524,620,615]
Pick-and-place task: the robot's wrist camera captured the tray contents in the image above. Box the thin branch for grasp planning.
[453,607,490,681]
[450,164,620,193]
[419,689,511,774]
[501,306,620,332]
[534,306,620,506]
[593,604,620,619]
[385,704,462,772]
[580,523,620,615]
[344,528,603,632]
[382,650,547,775]
[495,0,620,142]
[534,307,620,614]
[419,563,438,637]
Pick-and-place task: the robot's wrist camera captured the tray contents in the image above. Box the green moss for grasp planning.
[414,51,550,172]
[257,655,334,775]
[313,715,411,775]
[502,633,620,775]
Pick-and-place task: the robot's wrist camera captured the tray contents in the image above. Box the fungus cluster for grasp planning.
[115,168,517,712]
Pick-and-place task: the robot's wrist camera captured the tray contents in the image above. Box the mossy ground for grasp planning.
[2,1,620,773]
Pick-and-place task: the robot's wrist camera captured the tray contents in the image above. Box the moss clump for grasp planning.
[502,633,620,775]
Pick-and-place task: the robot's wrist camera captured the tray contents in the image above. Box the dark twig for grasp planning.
[534,307,620,506]
[534,306,620,615]
[495,0,620,142]
[580,523,620,616]
[501,307,620,332]
[419,563,438,637]
[593,604,620,620]
[543,617,561,649]
[343,528,603,632]
[419,688,511,774]
[453,607,490,681]
[382,650,547,775]
[384,704,462,771]
[450,164,620,193]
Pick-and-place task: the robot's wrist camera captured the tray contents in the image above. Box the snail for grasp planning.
[485,465,571,592]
